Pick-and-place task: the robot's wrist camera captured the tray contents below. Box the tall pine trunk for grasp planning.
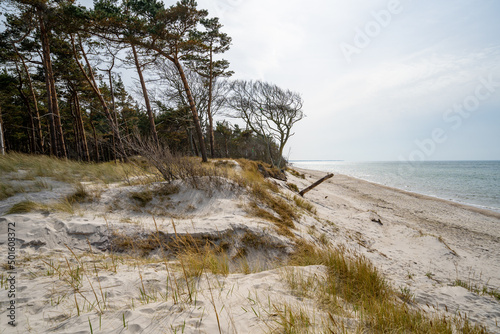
[71,90,90,162]
[207,45,215,158]
[15,48,44,153]
[38,7,66,158]
[71,34,126,160]
[71,104,81,159]
[0,106,5,155]
[173,57,208,162]
[131,43,159,146]
[104,67,118,163]
[90,116,99,162]
[14,61,36,153]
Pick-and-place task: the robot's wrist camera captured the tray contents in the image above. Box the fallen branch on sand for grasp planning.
[299,173,334,197]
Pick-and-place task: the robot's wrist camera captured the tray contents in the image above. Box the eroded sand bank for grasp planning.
[1,166,499,333]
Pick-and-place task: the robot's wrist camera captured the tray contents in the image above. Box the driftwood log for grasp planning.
[299,173,334,197]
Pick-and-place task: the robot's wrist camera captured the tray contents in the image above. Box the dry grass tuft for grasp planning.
[288,240,324,267]
[235,159,285,180]
[7,200,41,214]
[293,196,316,214]
[0,182,23,200]
[227,159,306,237]
[0,178,53,201]
[129,190,153,207]
[286,182,299,193]
[65,183,90,204]
[110,231,158,256]
[178,244,230,277]
[287,168,305,179]
[248,183,298,233]
[271,302,314,334]
[282,242,489,333]
[240,231,284,250]
[0,153,139,184]
[50,198,76,214]
[155,183,180,197]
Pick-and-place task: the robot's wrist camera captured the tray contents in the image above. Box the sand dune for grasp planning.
[1,164,499,333]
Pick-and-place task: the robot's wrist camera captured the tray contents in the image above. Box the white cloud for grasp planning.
[80,0,500,161]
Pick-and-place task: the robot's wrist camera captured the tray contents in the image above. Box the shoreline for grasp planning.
[290,162,500,216]
[294,167,500,220]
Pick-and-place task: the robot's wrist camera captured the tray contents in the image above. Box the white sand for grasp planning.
[1,166,499,333]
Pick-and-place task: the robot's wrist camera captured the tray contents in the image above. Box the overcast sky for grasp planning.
[5,0,499,161]
[194,0,500,161]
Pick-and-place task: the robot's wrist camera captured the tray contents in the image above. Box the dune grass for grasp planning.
[231,159,303,237]
[6,183,96,215]
[293,195,316,214]
[3,154,491,332]
[0,181,23,200]
[6,198,76,215]
[0,178,52,200]
[6,200,41,214]
[287,168,306,179]
[0,152,141,184]
[283,242,489,333]
[129,189,154,207]
[453,278,500,301]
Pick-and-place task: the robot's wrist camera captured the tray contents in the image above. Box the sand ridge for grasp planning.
[1,166,499,333]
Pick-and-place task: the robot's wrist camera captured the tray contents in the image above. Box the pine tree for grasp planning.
[187,17,233,158]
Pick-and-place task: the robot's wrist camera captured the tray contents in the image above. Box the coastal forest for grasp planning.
[0,0,304,168]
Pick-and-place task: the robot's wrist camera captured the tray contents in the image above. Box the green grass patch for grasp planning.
[454,279,500,301]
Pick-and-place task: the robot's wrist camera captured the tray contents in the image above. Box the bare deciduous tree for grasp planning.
[227,80,304,167]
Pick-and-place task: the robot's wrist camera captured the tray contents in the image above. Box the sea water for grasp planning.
[290,160,500,213]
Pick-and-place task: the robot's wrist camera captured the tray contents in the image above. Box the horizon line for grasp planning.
[289,159,500,162]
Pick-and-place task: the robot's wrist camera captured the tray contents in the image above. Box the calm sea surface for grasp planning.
[290,161,500,213]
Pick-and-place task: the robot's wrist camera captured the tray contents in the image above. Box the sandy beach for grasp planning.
[1,163,499,333]
[292,168,500,332]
